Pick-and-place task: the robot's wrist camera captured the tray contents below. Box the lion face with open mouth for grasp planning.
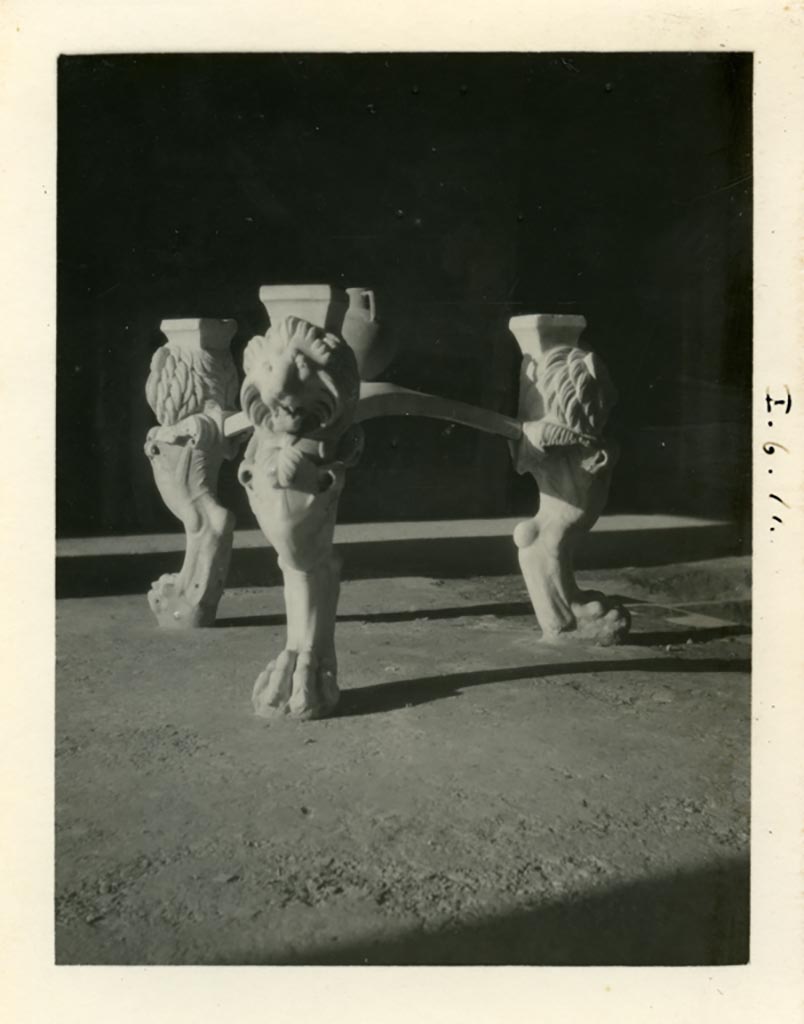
[241,315,360,441]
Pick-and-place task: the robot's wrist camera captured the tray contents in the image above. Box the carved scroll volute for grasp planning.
[144,317,240,629]
[508,314,630,645]
[237,298,363,721]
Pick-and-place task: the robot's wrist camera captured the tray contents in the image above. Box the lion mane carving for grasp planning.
[516,345,618,456]
[146,341,238,427]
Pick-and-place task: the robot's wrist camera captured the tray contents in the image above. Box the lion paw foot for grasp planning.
[148,573,178,606]
[252,649,340,721]
[570,591,631,646]
[147,572,217,629]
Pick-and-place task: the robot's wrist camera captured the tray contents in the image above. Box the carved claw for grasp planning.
[288,651,340,720]
[252,649,340,721]
[569,591,631,646]
[307,334,338,363]
[147,572,179,616]
[147,572,219,628]
[252,649,295,718]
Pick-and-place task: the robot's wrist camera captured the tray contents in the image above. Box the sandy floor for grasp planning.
[55,557,750,965]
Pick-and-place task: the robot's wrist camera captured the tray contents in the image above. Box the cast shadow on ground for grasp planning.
[216,598,751,641]
[336,656,750,717]
[625,624,750,646]
[216,599,537,629]
[218,856,749,966]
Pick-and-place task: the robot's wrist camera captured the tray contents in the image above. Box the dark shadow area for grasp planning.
[626,624,750,646]
[56,522,742,598]
[216,596,749,633]
[337,656,750,717]
[215,857,749,965]
[58,54,752,536]
[217,600,537,629]
[56,545,281,599]
[216,612,286,628]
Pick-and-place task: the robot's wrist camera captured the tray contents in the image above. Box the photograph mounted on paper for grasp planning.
[55,52,751,965]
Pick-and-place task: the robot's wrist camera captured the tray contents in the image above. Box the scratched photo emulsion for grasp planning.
[55,52,752,965]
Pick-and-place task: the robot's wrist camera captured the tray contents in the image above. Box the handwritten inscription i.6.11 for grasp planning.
[764,386,792,535]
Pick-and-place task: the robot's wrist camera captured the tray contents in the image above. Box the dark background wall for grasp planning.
[57,53,752,538]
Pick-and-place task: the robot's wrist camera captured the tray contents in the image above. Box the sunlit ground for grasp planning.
[55,557,749,965]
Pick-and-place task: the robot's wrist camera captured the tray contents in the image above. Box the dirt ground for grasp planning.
[55,556,750,965]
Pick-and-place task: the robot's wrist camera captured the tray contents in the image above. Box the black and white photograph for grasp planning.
[53,50,755,967]
[2,0,803,1018]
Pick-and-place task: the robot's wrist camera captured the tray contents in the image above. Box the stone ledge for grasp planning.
[56,515,745,600]
[57,514,736,558]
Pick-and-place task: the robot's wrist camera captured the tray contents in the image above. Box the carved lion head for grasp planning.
[241,316,360,439]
